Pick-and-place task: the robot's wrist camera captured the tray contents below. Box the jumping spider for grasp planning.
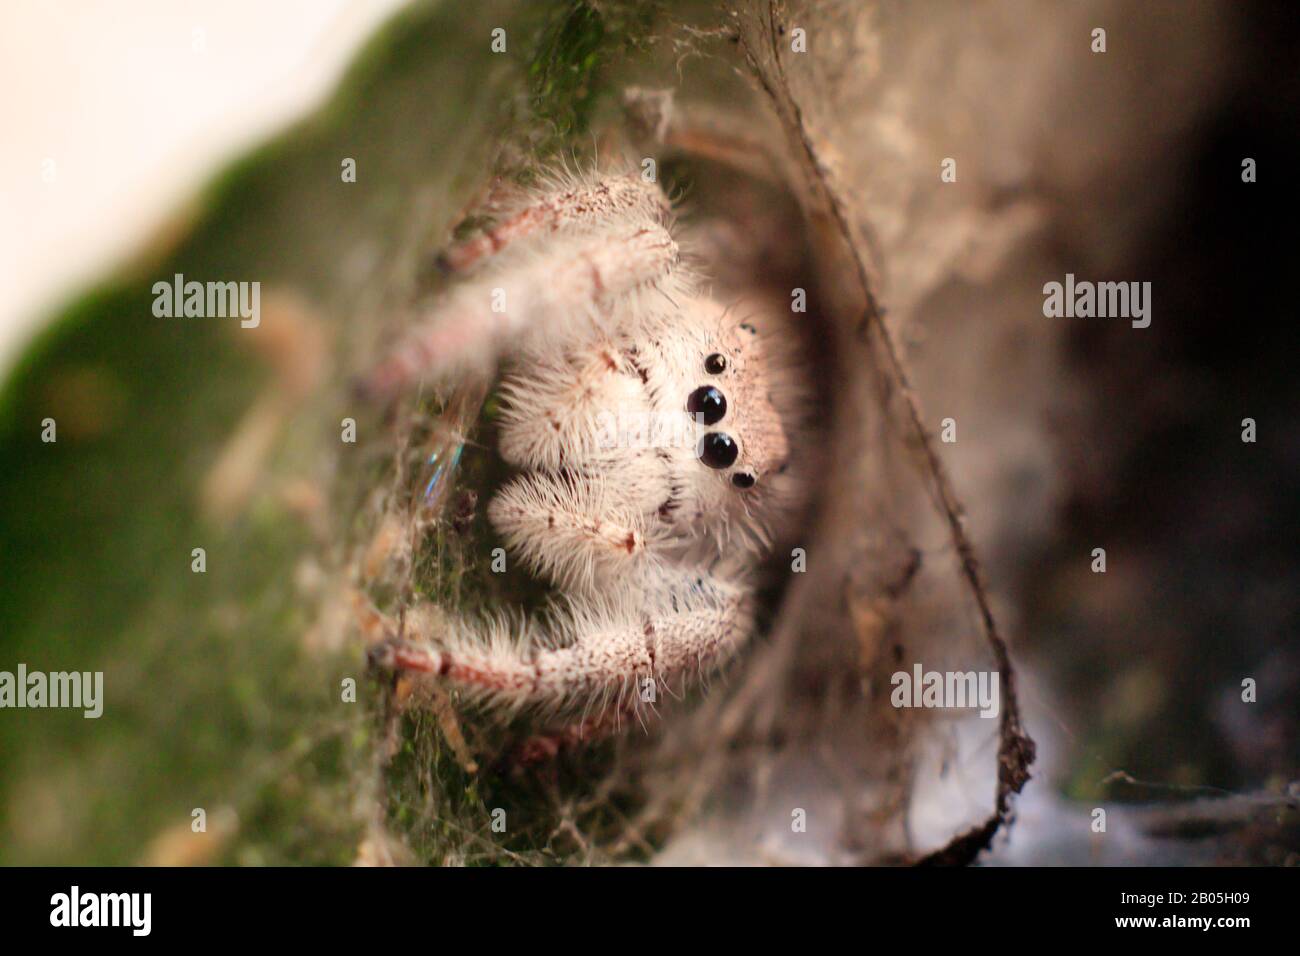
[364,162,813,758]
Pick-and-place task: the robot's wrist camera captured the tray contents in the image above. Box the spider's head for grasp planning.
[687,319,790,496]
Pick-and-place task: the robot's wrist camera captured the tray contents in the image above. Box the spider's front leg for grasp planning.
[360,225,676,401]
[437,171,671,273]
[360,220,677,403]
[371,567,754,755]
[511,567,758,762]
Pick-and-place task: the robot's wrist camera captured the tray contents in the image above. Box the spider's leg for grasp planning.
[370,567,752,729]
[438,171,669,274]
[496,569,755,764]
[369,601,653,714]
[638,567,755,691]
[359,224,678,401]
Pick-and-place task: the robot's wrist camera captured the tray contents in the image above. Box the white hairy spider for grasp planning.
[364,163,812,758]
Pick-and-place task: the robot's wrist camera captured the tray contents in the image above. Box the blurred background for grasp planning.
[1,0,1296,865]
[0,0,406,373]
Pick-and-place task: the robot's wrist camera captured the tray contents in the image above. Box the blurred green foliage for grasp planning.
[0,0,665,865]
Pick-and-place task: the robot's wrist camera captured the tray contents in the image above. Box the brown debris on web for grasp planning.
[726,0,1036,865]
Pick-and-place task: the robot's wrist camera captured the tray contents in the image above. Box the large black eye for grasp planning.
[697,432,738,469]
[704,353,727,374]
[686,385,727,425]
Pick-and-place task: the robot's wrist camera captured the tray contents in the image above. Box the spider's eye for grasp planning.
[731,471,756,489]
[697,432,738,469]
[686,385,727,425]
[704,353,727,374]
[740,323,757,336]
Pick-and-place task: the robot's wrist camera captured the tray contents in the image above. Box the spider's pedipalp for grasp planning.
[487,470,657,591]
[496,340,645,472]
